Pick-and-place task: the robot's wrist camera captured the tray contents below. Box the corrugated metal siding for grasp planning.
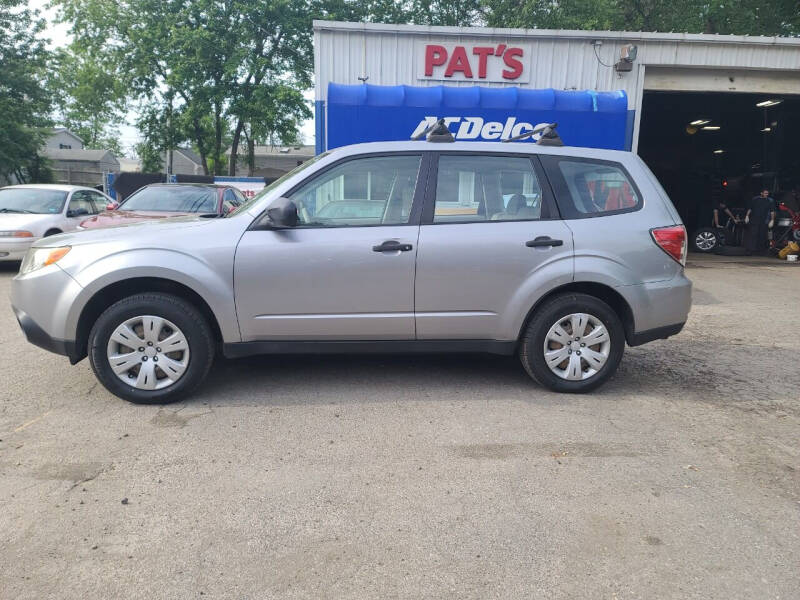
[315,21,800,109]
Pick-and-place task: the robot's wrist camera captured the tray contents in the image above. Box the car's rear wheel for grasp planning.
[89,293,214,404]
[519,293,625,393]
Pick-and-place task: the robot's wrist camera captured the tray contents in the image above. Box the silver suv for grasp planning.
[11,140,691,403]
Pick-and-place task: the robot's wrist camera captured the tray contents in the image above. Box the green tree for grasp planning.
[484,0,799,35]
[55,0,317,176]
[0,0,53,183]
[52,49,126,155]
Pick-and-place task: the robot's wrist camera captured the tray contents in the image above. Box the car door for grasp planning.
[234,152,428,341]
[414,153,574,341]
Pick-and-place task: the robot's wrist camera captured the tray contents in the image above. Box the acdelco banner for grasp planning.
[325,84,629,151]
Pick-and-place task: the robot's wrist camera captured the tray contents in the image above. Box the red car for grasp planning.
[78,183,247,230]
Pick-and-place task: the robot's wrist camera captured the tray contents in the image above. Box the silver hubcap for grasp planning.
[106,315,190,390]
[695,231,716,250]
[543,313,611,381]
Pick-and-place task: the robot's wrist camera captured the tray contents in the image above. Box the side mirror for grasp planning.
[106,201,119,211]
[67,208,89,218]
[264,197,298,229]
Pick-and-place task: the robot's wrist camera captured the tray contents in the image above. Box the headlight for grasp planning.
[0,230,33,238]
[19,246,71,274]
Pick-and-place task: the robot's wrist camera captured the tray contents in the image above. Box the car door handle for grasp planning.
[373,240,413,253]
[525,236,564,248]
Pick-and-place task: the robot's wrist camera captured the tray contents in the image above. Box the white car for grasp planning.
[0,184,113,262]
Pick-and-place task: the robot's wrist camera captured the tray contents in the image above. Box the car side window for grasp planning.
[543,157,641,218]
[288,154,422,227]
[433,155,544,224]
[87,191,107,213]
[68,191,97,215]
[221,189,242,214]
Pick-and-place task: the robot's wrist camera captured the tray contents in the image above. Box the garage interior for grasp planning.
[637,91,800,236]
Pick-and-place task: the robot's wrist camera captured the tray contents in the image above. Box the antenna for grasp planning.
[502,122,564,146]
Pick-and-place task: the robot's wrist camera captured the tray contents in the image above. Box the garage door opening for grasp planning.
[637,91,800,236]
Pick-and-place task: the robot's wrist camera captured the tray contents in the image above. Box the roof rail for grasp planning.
[503,122,564,146]
[411,118,455,143]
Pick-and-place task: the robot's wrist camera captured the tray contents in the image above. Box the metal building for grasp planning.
[313,20,800,232]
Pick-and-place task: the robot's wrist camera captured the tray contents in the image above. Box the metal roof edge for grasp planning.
[312,19,800,46]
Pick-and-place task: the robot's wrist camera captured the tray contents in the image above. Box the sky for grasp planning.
[29,0,315,157]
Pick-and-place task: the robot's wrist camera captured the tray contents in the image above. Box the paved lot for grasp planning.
[1,257,799,599]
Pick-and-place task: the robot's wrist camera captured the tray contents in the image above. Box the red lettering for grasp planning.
[425,45,448,76]
[444,46,473,78]
[502,47,524,80]
[472,47,494,79]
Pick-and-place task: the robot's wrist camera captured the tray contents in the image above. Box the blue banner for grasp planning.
[326,84,629,151]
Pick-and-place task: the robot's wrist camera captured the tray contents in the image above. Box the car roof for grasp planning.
[1,184,98,192]
[326,140,635,162]
[143,183,228,189]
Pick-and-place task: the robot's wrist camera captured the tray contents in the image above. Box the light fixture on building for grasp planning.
[702,125,721,131]
[615,44,638,72]
[761,127,772,132]
[756,99,782,108]
[690,119,710,126]
[713,149,725,154]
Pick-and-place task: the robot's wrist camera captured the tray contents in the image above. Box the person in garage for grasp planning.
[713,200,739,228]
[744,188,777,255]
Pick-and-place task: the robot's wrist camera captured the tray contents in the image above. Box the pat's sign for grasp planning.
[416,42,531,83]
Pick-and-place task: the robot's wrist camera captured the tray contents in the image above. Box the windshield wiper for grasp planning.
[0,208,34,213]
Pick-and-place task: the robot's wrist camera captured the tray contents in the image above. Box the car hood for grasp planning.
[0,213,57,230]
[34,213,218,248]
[80,210,196,229]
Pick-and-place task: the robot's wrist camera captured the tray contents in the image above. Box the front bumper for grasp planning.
[11,263,84,362]
[0,237,36,261]
[13,307,79,362]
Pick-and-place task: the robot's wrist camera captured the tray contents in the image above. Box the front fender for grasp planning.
[64,248,240,343]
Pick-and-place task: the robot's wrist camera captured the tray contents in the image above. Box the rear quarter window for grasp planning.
[541,156,642,219]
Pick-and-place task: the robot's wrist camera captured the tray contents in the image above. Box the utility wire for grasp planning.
[593,43,613,68]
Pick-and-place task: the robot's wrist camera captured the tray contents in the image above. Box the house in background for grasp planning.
[225,145,315,180]
[42,147,120,188]
[118,157,143,172]
[46,128,85,150]
[41,128,120,188]
[164,147,205,175]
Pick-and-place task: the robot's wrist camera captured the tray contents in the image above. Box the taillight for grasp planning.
[651,225,687,266]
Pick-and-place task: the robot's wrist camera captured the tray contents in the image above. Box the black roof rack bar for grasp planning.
[411,118,455,143]
[502,122,560,144]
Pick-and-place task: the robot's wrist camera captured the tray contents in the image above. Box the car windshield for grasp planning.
[0,188,67,214]
[121,186,217,213]
[227,151,329,217]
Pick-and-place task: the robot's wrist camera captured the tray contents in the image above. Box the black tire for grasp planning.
[692,227,723,253]
[519,293,625,393]
[88,293,214,404]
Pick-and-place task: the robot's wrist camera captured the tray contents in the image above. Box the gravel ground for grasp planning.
[1,256,798,599]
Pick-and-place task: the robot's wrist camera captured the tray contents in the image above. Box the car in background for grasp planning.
[0,184,113,262]
[78,183,247,230]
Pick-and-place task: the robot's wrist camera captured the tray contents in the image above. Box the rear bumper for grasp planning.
[628,321,685,346]
[13,306,79,362]
[620,273,692,346]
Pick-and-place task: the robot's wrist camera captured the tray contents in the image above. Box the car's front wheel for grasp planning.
[89,293,214,404]
[519,293,625,393]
